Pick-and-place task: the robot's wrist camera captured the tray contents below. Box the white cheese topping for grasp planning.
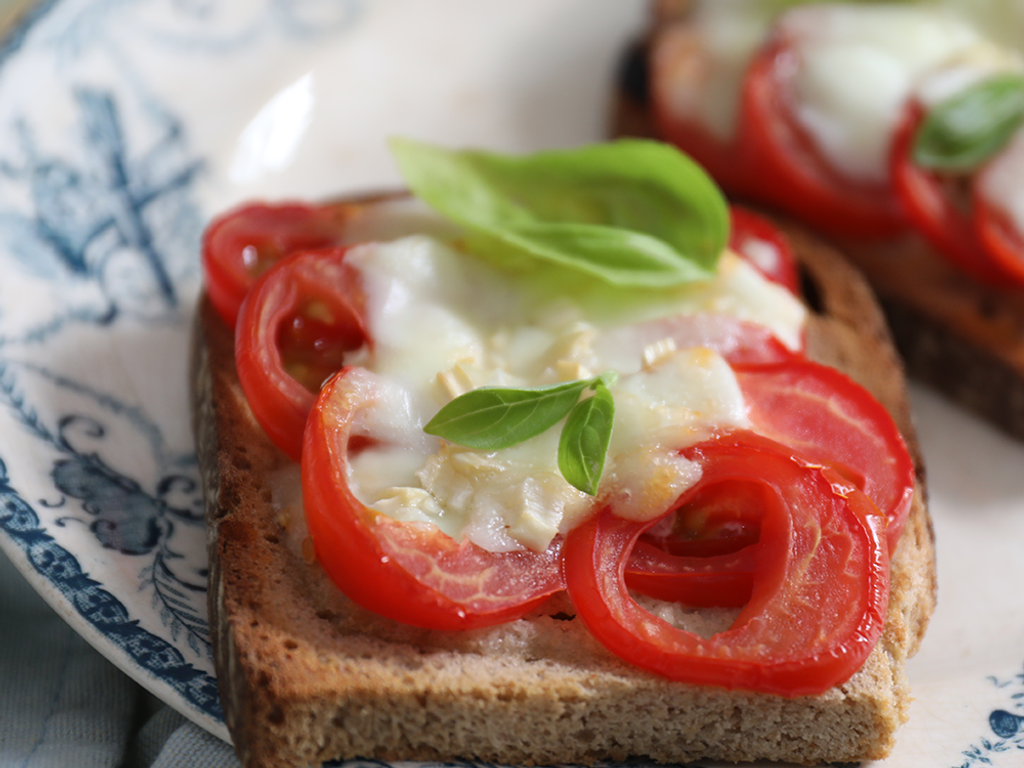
[337,235,805,553]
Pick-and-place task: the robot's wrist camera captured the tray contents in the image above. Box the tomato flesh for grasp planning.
[625,540,755,608]
[565,432,889,697]
[302,368,567,631]
[736,359,915,550]
[739,39,906,240]
[975,193,1024,286]
[627,358,911,607]
[890,102,1016,285]
[235,247,368,462]
[626,471,764,608]
[202,202,355,326]
[653,39,906,240]
[729,205,801,295]
[640,478,764,558]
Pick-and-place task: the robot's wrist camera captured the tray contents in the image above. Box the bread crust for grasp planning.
[620,18,1024,441]
[191,203,935,768]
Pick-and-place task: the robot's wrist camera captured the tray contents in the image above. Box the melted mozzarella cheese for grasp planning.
[340,235,804,553]
[602,347,749,523]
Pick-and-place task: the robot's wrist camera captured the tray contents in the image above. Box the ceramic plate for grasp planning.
[0,1,1021,765]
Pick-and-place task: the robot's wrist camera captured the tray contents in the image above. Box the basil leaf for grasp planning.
[423,379,592,451]
[914,73,1024,173]
[389,137,729,287]
[558,382,615,496]
[492,221,713,286]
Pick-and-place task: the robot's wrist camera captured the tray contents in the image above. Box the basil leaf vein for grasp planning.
[914,73,1024,173]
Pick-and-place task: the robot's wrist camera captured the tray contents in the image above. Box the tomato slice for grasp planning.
[891,102,1012,285]
[729,205,801,295]
[564,431,889,697]
[626,358,911,607]
[617,318,797,607]
[974,126,1024,285]
[625,541,755,608]
[739,38,906,240]
[625,480,763,607]
[975,192,1024,285]
[235,247,368,461]
[303,368,567,631]
[652,37,906,239]
[637,477,765,558]
[202,201,354,326]
[651,96,762,203]
[736,359,915,550]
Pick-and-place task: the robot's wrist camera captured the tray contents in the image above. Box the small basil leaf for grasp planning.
[558,382,615,496]
[914,73,1024,173]
[389,137,728,287]
[594,370,619,389]
[424,379,591,451]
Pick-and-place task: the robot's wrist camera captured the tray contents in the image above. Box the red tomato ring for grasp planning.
[891,102,1010,285]
[626,359,912,607]
[647,26,764,198]
[651,97,763,202]
[729,205,802,296]
[974,172,1024,287]
[303,368,567,631]
[564,431,889,697]
[235,247,368,462]
[202,201,354,326]
[735,358,915,551]
[636,474,765,560]
[628,359,912,604]
[625,540,755,608]
[740,37,907,240]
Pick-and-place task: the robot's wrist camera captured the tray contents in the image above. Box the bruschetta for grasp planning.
[191,138,935,767]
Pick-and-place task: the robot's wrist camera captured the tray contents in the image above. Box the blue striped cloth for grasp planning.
[0,551,238,768]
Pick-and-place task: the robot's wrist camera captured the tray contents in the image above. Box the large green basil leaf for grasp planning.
[389,137,729,287]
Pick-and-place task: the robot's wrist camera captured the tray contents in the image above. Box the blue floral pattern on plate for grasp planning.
[0,1,1022,765]
[0,0,364,741]
[955,665,1024,768]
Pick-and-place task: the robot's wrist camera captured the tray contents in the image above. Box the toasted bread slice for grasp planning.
[618,19,1024,441]
[190,195,935,768]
